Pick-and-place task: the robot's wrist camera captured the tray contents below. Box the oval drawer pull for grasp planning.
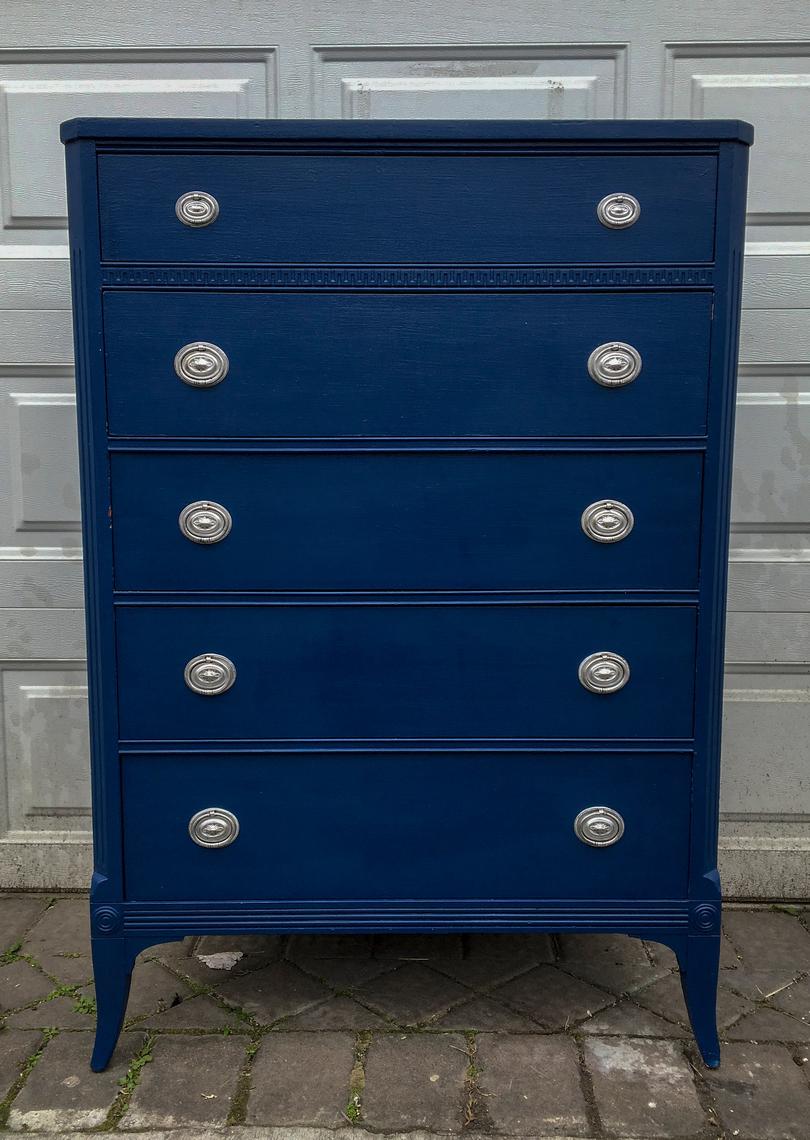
[581,500,634,544]
[188,807,239,848]
[574,806,625,847]
[596,192,640,229]
[184,652,236,696]
[175,191,219,227]
[179,501,232,545]
[587,341,642,388]
[174,341,229,388]
[578,651,630,694]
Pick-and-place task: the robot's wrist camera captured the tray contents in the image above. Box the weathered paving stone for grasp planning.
[478,1033,589,1136]
[704,1041,810,1138]
[19,900,93,987]
[725,1005,810,1042]
[246,1031,355,1125]
[636,970,753,1029]
[467,932,555,963]
[0,1028,41,1100]
[362,1032,468,1132]
[0,959,53,1012]
[282,995,388,1030]
[579,998,688,1038]
[723,909,810,975]
[372,933,463,960]
[493,964,613,1028]
[293,956,394,990]
[123,1034,245,1128]
[214,961,329,1023]
[559,933,668,995]
[286,933,372,960]
[433,994,536,1031]
[196,933,284,958]
[585,1036,705,1137]
[771,974,810,1024]
[428,953,538,991]
[6,994,96,1029]
[355,962,469,1025]
[721,968,800,1002]
[138,993,246,1031]
[23,898,91,958]
[0,896,50,949]
[7,1030,144,1131]
[121,960,192,1021]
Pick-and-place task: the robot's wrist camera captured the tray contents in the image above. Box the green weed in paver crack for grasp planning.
[101,1032,156,1130]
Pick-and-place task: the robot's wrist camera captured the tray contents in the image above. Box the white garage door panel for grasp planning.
[1,2,809,893]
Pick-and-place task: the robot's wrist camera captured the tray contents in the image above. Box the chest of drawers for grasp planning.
[62,117,752,1072]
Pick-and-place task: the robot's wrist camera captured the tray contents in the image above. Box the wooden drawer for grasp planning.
[121,749,691,901]
[115,603,696,741]
[103,291,712,438]
[98,151,717,265]
[111,450,703,592]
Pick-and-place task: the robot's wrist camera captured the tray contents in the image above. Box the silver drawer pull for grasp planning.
[597,192,640,229]
[578,651,630,694]
[588,341,642,388]
[188,807,239,848]
[176,191,219,227]
[179,501,232,545]
[174,341,229,387]
[574,806,625,847]
[581,500,634,544]
[184,653,236,696]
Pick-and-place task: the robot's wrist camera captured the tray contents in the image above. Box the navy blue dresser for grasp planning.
[61,118,752,1071]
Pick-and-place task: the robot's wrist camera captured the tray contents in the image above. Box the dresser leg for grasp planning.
[90,937,135,1072]
[675,934,721,1068]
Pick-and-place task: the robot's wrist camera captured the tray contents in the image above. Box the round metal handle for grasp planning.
[581,500,634,544]
[578,651,630,694]
[174,342,229,388]
[574,806,625,847]
[184,653,236,696]
[179,501,232,545]
[587,341,642,388]
[188,807,240,848]
[176,191,219,227]
[597,193,640,229]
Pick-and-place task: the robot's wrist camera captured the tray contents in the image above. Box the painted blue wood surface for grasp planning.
[103,291,712,438]
[115,603,697,741]
[97,152,717,264]
[121,751,692,900]
[62,118,752,1072]
[111,450,703,591]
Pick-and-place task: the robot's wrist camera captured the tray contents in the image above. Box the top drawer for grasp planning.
[97,152,717,265]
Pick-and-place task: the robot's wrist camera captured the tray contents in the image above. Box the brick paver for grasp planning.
[7,1030,143,1131]
[0,897,49,949]
[2,897,810,1137]
[493,963,613,1028]
[122,1035,245,1128]
[478,1033,589,1135]
[704,1041,810,1138]
[212,961,329,1024]
[361,1032,468,1132]
[246,1031,355,1126]
[0,960,53,1012]
[354,962,469,1024]
[584,1036,705,1137]
[0,1029,40,1100]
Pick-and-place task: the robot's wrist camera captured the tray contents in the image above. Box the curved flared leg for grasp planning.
[675,934,721,1068]
[90,937,134,1071]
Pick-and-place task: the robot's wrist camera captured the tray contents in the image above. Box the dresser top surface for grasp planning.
[60,117,754,145]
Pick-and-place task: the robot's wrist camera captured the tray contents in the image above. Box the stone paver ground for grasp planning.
[1,895,810,1137]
